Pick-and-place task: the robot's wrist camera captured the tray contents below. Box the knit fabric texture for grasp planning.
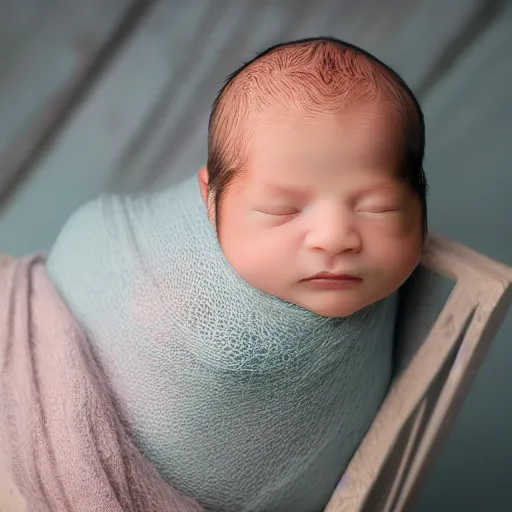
[46,175,397,512]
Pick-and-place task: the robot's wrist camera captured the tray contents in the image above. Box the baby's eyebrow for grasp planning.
[260,183,310,199]
[353,181,407,198]
[259,180,405,199]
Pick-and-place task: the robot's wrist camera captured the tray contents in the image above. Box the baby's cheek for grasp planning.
[398,196,424,236]
[385,238,422,280]
[367,208,423,253]
[368,223,422,274]
[224,233,286,290]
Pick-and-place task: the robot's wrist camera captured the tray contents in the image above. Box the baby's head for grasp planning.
[199,37,427,317]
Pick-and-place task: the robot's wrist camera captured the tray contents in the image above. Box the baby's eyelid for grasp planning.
[255,208,300,216]
[356,196,403,210]
[356,205,402,213]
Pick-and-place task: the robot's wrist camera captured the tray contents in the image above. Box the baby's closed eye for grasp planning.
[255,207,300,216]
[355,193,408,214]
[356,204,403,214]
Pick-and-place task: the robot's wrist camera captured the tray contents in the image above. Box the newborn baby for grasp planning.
[47,37,427,512]
[202,38,426,318]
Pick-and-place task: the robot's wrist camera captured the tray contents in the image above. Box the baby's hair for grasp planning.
[207,36,428,239]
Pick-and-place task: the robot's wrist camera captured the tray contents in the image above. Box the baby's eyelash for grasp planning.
[256,209,300,216]
[357,208,401,214]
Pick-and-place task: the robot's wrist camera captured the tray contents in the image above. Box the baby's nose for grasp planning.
[305,217,362,256]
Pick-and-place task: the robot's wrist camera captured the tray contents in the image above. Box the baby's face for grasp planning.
[204,103,423,317]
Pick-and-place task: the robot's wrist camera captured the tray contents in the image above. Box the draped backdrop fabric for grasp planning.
[0,254,204,512]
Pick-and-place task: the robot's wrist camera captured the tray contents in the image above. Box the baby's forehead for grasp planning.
[219,46,408,146]
[246,102,405,160]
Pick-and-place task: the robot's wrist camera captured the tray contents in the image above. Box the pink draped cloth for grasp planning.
[0,254,203,512]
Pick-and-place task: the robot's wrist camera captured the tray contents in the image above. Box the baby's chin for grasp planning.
[244,277,380,318]
[276,289,375,318]
[295,298,368,318]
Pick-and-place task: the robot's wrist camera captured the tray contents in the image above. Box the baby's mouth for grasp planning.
[301,272,363,291]
[302,271,362,282]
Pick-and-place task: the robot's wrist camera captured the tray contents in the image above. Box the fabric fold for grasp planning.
[0,254,203,512]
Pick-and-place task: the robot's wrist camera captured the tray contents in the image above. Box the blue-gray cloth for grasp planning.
[46,175,396,512]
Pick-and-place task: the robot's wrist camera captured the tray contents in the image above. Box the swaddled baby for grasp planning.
[47,38,427,512]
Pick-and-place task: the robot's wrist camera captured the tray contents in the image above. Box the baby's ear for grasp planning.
[198,166,209,207]
[197,166,216,225]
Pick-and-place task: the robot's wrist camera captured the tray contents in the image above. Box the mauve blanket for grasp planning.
[0,254,203,512]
